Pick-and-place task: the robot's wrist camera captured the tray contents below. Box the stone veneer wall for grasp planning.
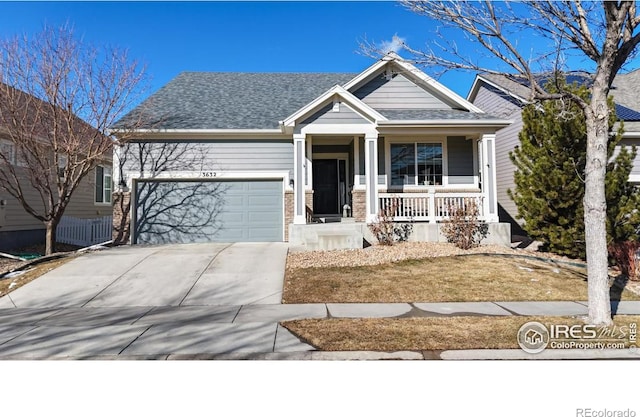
[284,190,294,242]
[284,190,314,241]
[305,191,314,212]
[112,191,131,245]
[351,190,366,222]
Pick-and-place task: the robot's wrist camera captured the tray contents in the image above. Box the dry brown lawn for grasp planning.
[282,315,640,351]
[0,256,74,298]
[283,254,640,303]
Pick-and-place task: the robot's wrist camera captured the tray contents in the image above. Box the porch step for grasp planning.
[313,216,342,223]
[288,223,369,252]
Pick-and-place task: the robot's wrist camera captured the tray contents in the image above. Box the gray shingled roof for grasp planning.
[116,72,356,130]
[479,73,533,101]
[115,70,509,130]
[380,109,503,121]
[479,72,640,128]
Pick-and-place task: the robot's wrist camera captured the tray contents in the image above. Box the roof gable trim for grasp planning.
[344,52,484,113]
[281,85,387,129]
[467,74,530,105]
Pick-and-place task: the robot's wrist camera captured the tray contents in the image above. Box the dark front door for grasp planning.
[313,159,339,215]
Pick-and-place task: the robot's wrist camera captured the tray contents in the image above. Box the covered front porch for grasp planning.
[291,129,500,226]
[277,55,512,249]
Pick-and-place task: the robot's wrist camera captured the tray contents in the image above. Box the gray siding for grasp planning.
[353,73,452,110]
[121,139,294,178]
[471,83,524,224]
[447,136,474,185]
[0,162,112,234]
[618,138,640,179]
[300,103,368,125]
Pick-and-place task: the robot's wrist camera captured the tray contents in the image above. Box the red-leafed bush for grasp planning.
[608,241,640,280]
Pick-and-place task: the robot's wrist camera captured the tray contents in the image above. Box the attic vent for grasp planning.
[332,101,340,112]
[384,68,394,81]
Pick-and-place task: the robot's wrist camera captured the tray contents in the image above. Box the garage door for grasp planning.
[134,179,283,244]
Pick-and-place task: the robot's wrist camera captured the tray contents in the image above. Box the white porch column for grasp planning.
[293,133,307,224]
[306,136,313,190]
[353,135,361,187]
[364,132,379,222]
[480,133,499,222]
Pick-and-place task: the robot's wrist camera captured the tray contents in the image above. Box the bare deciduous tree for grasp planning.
[0,24,146,254]
[114,141,226,245]
[363,1,640,325]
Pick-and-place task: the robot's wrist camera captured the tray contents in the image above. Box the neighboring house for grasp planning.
[467,71,640,234]
[0,88,113,251]
[111,53,513,249]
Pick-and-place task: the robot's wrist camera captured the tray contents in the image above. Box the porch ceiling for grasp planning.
[311,135,356,145]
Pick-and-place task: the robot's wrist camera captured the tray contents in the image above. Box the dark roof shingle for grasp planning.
[116,72,356,130]
[478,72,640,123]
[379,109,502,121]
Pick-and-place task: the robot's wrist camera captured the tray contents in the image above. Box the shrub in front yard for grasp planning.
[440,200,488,250]
[368,201,413,246]
[608,241,640,280]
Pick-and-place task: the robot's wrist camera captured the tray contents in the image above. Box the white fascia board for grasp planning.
[466,76,484,102]
[111,128,289,140]
[342,58,392,91]
[300,123,379,136]
[377,119,513,128]
[628,174,640,183]
[126,170,289,181]
[621,131,640,139]
[468,75,529,105]
[281,85,387,128]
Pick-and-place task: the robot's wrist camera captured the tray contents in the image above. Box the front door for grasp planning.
[313,159,344,215]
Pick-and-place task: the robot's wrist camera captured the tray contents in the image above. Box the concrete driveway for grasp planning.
[1,242,288,308]
[0,242,324,359]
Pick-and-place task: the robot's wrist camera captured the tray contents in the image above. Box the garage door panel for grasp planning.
[248,212,279,222]
[135,180,283,244]
[248,195,279,205]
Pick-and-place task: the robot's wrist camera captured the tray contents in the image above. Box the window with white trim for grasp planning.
[57,154,67,178]
[390,143,443,186]
[95,165,112,204]
[0,140,16,165]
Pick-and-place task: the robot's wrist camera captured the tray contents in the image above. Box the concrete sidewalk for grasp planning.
[1,301,640,359]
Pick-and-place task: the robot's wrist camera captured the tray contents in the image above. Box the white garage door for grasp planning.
[133,179,283,244]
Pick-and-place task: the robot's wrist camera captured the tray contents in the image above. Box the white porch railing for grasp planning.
[57,215,113,247]
[379,192,484,222]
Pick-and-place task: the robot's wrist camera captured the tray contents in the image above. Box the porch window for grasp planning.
[390,143,442,186]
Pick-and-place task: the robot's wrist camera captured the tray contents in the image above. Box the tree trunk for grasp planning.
[584,92,612,326]
[45,220,57,255]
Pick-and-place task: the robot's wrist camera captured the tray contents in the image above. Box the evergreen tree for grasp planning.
[509,79,640,259]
